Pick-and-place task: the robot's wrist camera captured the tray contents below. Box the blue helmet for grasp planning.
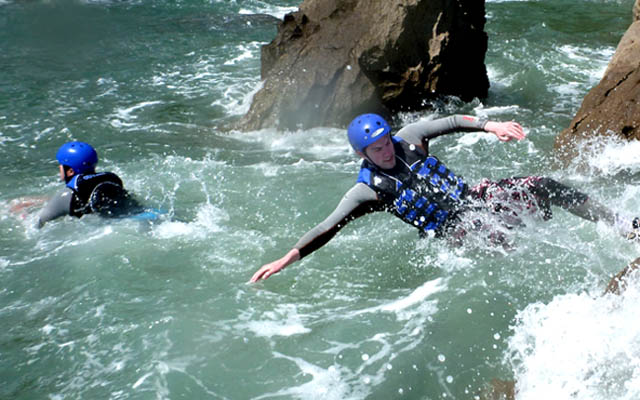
[347,113,391,152]
[56,141,98,174]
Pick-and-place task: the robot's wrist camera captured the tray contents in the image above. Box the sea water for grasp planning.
[1,0,640,399]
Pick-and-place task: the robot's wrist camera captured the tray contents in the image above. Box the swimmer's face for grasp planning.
[362,135,396,170]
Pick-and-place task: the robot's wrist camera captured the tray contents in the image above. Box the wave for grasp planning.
[507,277,640,399]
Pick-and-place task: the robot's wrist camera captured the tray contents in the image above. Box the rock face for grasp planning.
[554,16,640,159]
[237,0,489,131]
[605,257,640,295]
[634,0,640,21]
[480,379,515,400]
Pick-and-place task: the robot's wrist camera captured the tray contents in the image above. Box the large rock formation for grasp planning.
[480,379,515,400]
[605,256,640,295]
[554,3,640,160]
[237,0,489,131]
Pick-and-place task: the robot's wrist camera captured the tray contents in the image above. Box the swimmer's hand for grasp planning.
[250,248,300,282]
[8,197,48,218]
[484,121,526,142]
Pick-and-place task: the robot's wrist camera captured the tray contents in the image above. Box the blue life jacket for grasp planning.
[66,172,138,217]
[357,137,467,235]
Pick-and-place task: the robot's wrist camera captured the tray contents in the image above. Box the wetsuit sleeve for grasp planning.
[396,115,488,145]
[294,183,384,259]
[38,188,73,228]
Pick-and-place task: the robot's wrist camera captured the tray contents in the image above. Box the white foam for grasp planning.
[115,101,163,121]
[109,101,164,129]
[238,6,298,20]
[549,44,615,105]
[232,127,350,160]
[567,136,640,177]
[507,278,640,399]
[41,324,55,335]
[153,203,227,240]
[474,104,521,117]
[586,139,640,176]
[215,74,263,116]
[19,225,117,264]
[379,278,445,313]
[557,44,613,68]
[347,278,444,325]
[253,352,355,400]
[415,241,475,273]
[223,44,256,65]
[455,131,497,146]
[132,372,153,389]
[238,304,311,338]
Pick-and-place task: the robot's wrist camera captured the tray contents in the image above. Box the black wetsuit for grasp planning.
[38,171,141,227]
[291,115,605,259]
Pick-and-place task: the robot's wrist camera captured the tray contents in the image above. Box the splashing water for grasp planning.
[1,0,640,399]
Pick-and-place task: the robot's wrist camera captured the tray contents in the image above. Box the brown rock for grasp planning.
[479,379,515,400]
[554,20,640,160]
[237,0,489,131]
[604,257,640,295]
[634,0,640,22]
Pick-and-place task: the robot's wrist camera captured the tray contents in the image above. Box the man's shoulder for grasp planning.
[38,187,74,226]
[343,181,378,204]
[78,171,121,180]
[356,163,373,185]
[76,171,124,186]
[53,186,74,198]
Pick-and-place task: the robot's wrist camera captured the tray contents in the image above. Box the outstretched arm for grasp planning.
[483,121,526,142]
[37,188,73,228]
[9,196,49,217]
[396,115,526,148]
[250,183,381,282]
[250,248,301,282]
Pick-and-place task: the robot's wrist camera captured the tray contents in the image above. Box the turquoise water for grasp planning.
[2,1,640,399]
